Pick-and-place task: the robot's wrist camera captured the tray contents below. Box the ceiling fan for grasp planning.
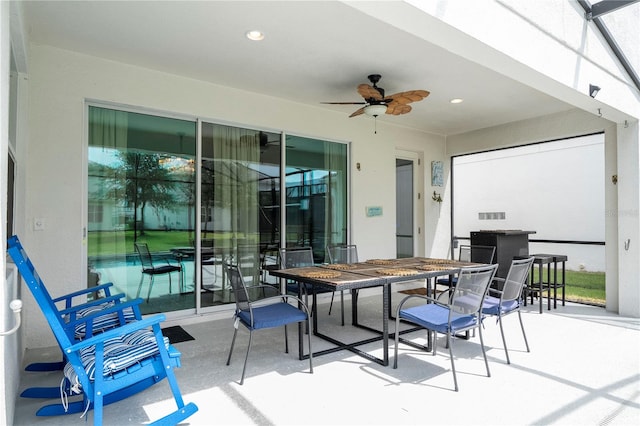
[322,74,430,118]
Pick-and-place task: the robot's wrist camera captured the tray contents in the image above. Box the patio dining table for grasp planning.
[269,257,479,366]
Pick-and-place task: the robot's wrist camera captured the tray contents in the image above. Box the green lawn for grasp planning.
[533,268,605,306]
[88,230,196,256]
[88,230,251,256]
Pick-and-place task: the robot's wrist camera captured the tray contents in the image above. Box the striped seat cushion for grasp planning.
[64,329,170,393]
[71,302,137,339]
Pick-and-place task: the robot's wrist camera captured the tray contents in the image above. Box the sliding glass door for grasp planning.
[88,106,197,315]
[88,106,348,315]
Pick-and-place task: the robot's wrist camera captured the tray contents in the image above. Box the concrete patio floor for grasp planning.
[13,289,640,425]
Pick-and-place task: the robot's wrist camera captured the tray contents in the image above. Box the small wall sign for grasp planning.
[366,206,383,217]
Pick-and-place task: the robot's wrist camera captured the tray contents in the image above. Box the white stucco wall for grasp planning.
[18,45,445,348]
[453,133,606,272]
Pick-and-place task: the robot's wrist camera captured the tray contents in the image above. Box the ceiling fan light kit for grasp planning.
[364,104,387,117]
[322,74,430,132]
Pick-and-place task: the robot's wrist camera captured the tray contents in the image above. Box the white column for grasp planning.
[616,121,640,317]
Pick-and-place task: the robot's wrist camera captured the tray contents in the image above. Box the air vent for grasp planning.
[479,212,506,220]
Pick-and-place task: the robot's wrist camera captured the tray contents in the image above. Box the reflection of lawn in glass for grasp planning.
[88,230,246,256]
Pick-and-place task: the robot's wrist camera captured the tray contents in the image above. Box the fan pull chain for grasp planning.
[374,116,378,134]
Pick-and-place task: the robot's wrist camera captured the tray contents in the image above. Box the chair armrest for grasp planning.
[64,313,166,353]
[53,282,115,307]
[436,288,453,303]
[58,293,127,317]
[488,277,505,295]
[249,284,281,299]
[157,254,180,267]
[64,298,143,334]
[251,294,311,315]
[396,294,444,313]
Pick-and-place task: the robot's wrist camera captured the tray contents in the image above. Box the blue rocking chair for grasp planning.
[7,236,140,398]
[23,283,133,373]
[7,235,198,425]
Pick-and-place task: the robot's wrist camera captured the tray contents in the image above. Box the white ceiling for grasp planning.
[21,1,574,136]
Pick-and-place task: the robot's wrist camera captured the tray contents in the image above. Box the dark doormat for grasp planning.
[161,326,195,344]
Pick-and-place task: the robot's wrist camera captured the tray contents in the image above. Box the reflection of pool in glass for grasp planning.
[89,253,234,313]
[89,256,221,299]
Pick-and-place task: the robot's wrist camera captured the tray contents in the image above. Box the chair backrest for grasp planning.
[135,243,155,270]
[7,236,73,343]
[450,264,498,316]
[326,244,358,264]
[460,245,496,264]
[501,257,535,302]
[237,245,261,284]
[224,261,251,314]
[279,247,314,269]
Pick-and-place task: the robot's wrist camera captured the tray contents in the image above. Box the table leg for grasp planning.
[298,283,305,360]
[352,289,359,326]
[382,284,389,366]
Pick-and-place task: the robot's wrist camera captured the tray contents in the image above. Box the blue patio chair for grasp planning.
[225,261,313,385]
[394,263,498,391]
[7,235,198,425]
[482,257,535,364]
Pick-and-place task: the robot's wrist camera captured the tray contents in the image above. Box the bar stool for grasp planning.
[548,254,567,308]
[523,254,567,313]
[524,254,553,313]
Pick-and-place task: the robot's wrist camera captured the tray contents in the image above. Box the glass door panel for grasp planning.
[88,106,197,315]
[200,123,281,306]
[285,135,347,262]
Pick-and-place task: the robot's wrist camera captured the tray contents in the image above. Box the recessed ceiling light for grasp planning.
[450,98,464,104]
[246,30,265,41]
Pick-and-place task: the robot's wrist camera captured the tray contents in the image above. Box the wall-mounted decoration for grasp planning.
[431,161,443,186]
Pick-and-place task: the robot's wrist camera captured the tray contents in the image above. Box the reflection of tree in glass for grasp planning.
[119,152,176,238]
[200,161,215,238]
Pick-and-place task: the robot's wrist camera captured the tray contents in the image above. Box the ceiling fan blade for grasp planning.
[386,90,430,105]
[321,101,367,105]
[349,107,365,118]
[357,84,383,101]
[386,104,412,115]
